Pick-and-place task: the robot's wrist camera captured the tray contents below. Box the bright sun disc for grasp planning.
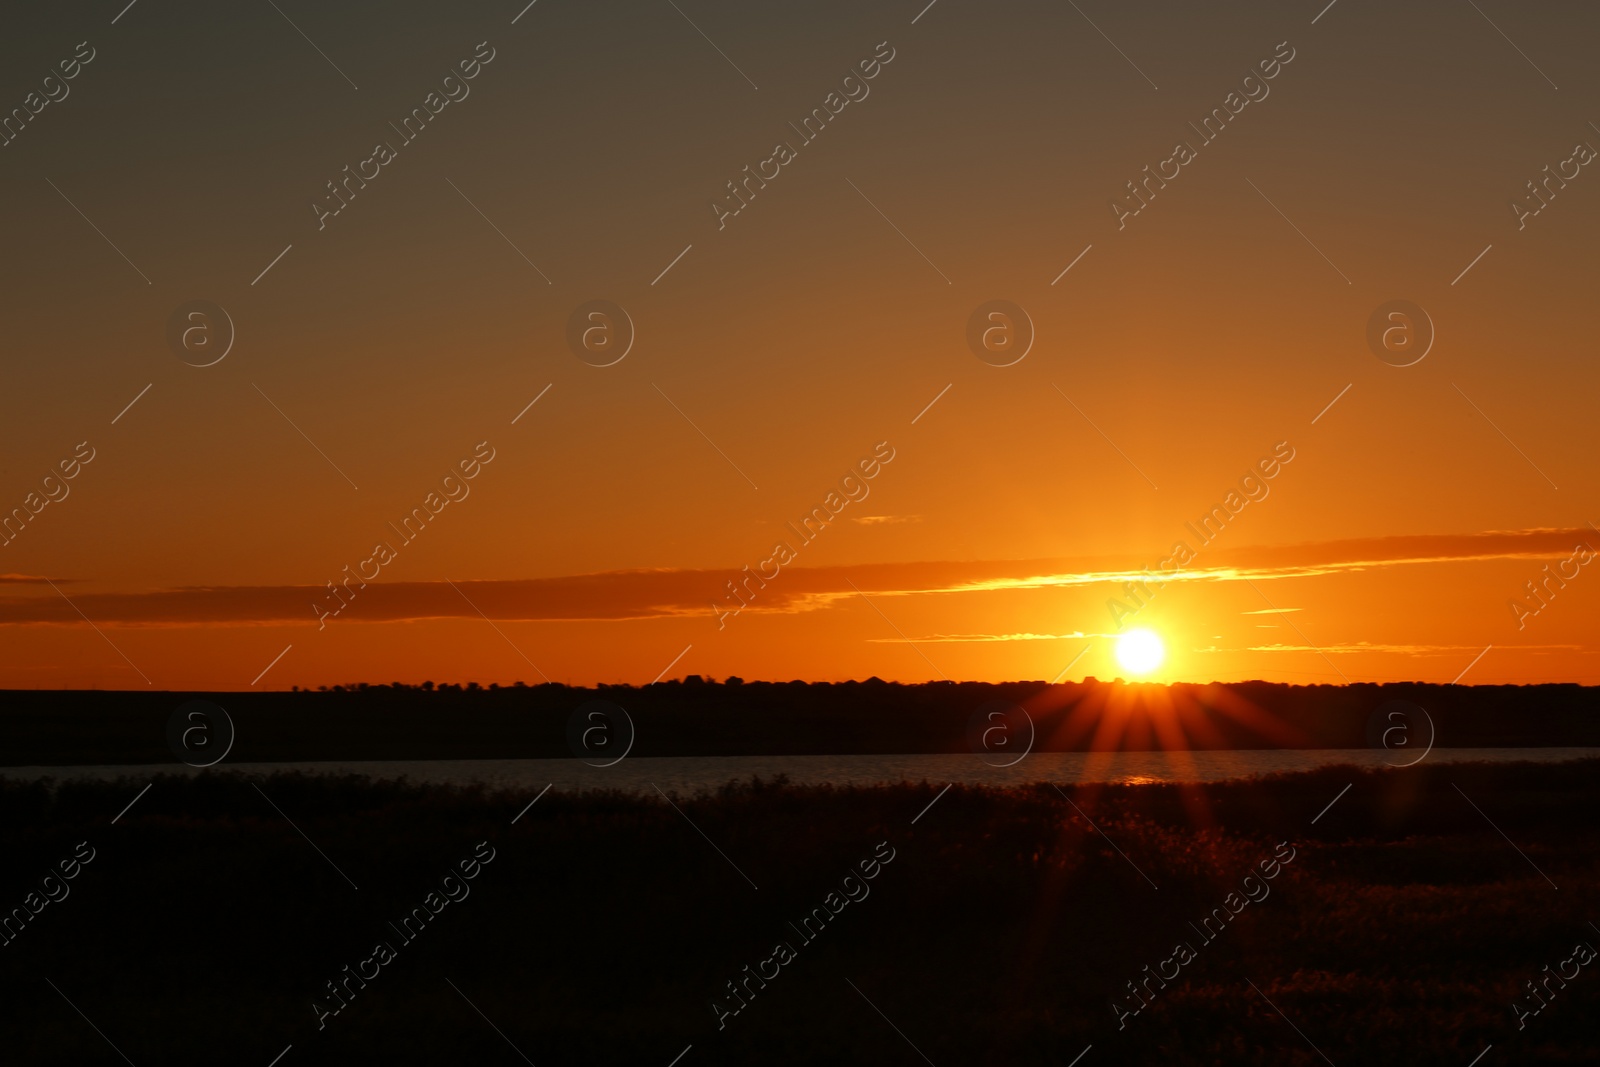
[1115,629,1165,675]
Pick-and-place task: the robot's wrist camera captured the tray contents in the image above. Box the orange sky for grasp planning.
[1,0,1596,689]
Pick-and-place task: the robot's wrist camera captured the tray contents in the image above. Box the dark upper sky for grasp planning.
[1,0,1597,688]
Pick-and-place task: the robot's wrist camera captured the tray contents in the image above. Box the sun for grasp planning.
[1115,628,1165,675]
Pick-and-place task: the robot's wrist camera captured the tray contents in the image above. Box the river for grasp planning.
[3,747,1596,792]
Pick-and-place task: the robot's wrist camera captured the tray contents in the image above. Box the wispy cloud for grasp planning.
[0,528,1590,628]
[1225,642,1587,656]
[0,573,64,585]
[866,631,1101,643]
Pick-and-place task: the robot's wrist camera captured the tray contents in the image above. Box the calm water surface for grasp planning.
[3,748,1597,792]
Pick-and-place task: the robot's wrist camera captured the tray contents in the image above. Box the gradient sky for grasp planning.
[1,0,1597,689]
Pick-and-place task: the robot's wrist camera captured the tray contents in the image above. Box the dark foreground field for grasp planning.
[2,760,1596,1065]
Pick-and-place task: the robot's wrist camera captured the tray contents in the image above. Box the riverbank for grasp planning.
[1,758,1594,1064]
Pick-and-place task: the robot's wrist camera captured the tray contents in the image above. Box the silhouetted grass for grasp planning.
[1,759,1596,1065]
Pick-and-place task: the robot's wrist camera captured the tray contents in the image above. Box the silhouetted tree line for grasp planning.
[0,678,1595,765]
